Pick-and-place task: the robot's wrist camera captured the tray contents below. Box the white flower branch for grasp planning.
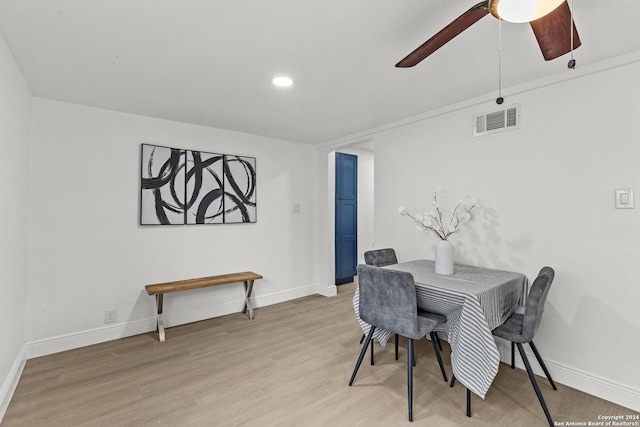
[398,192,477,241]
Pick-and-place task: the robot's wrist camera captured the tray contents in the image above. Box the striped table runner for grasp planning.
[352,259,527,399]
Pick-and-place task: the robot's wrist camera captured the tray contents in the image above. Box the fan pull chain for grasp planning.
[496,18,504,104]
[568,0,576,69]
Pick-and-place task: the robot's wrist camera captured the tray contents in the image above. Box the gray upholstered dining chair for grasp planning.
[453,266,557,427]
[349,264,448,422]
[493,266,557,426]
[361,248,444,363]
[363,248,398,267]
[361,248,401,359]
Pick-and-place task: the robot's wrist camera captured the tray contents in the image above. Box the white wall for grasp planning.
[25,99,321,355]
[0,32,31,418]
[370,58,640,410]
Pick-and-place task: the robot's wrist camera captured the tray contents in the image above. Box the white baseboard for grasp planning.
[496,340,640,413]
[25,284,324,359]
[0,345,26,422]
[26,318,156,359]
[315,283,337,297]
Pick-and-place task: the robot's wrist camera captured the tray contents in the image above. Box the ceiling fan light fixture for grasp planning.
[489,0,565,23]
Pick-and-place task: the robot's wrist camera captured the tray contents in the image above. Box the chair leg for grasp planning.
[449,374,456,387]
[435,331,443,351]
[395,333,399,361]
[408,338,414,422]
[511,341,515,368]
[430,332,448,382]
[361,331,375,366]
[529,341,558,390]
[350,326,376,386]
[412,342,416,366]
[516,343,554,427]
[370,338,374,365]
[359,333,365,344]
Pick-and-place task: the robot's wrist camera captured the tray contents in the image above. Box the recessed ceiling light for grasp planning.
[272,76,293,88]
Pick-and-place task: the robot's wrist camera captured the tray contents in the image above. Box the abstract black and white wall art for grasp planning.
[140,144,186,225]
[221,155,257,223]
[185,149,225,224]
[140,144,257,225]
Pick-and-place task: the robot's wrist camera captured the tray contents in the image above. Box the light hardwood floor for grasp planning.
[3,282,637,426]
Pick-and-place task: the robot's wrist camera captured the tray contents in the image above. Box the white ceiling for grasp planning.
[1,0,639,145]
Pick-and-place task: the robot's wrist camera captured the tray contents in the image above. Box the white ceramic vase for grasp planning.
[435,239,454,275]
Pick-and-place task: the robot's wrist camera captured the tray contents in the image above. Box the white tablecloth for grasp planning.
[353,259,527,399]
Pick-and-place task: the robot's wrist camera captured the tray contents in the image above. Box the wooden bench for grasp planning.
[145,271,262,342]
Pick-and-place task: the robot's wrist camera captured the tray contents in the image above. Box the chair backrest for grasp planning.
[523,266,555,342]
[364,248,398,267]
[357,264,422,339]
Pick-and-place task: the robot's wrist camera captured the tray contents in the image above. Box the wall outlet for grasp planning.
[104,309,116,323]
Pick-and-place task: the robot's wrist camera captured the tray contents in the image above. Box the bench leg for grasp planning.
[156,294,166,342]
[241,280,255,320]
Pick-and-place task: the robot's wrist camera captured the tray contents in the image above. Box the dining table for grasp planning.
[352,259,528,399]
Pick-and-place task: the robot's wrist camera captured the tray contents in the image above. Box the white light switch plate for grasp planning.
[615,188,634,209]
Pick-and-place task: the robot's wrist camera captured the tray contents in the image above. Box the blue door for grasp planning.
[335,153,357,285]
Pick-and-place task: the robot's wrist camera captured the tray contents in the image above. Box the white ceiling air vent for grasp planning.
[473,104,520,137]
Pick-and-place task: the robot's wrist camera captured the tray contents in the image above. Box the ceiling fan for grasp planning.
[396,0,581,67]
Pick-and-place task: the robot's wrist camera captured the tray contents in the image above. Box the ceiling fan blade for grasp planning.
[530,0,581,61]
[396,1,490,68]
